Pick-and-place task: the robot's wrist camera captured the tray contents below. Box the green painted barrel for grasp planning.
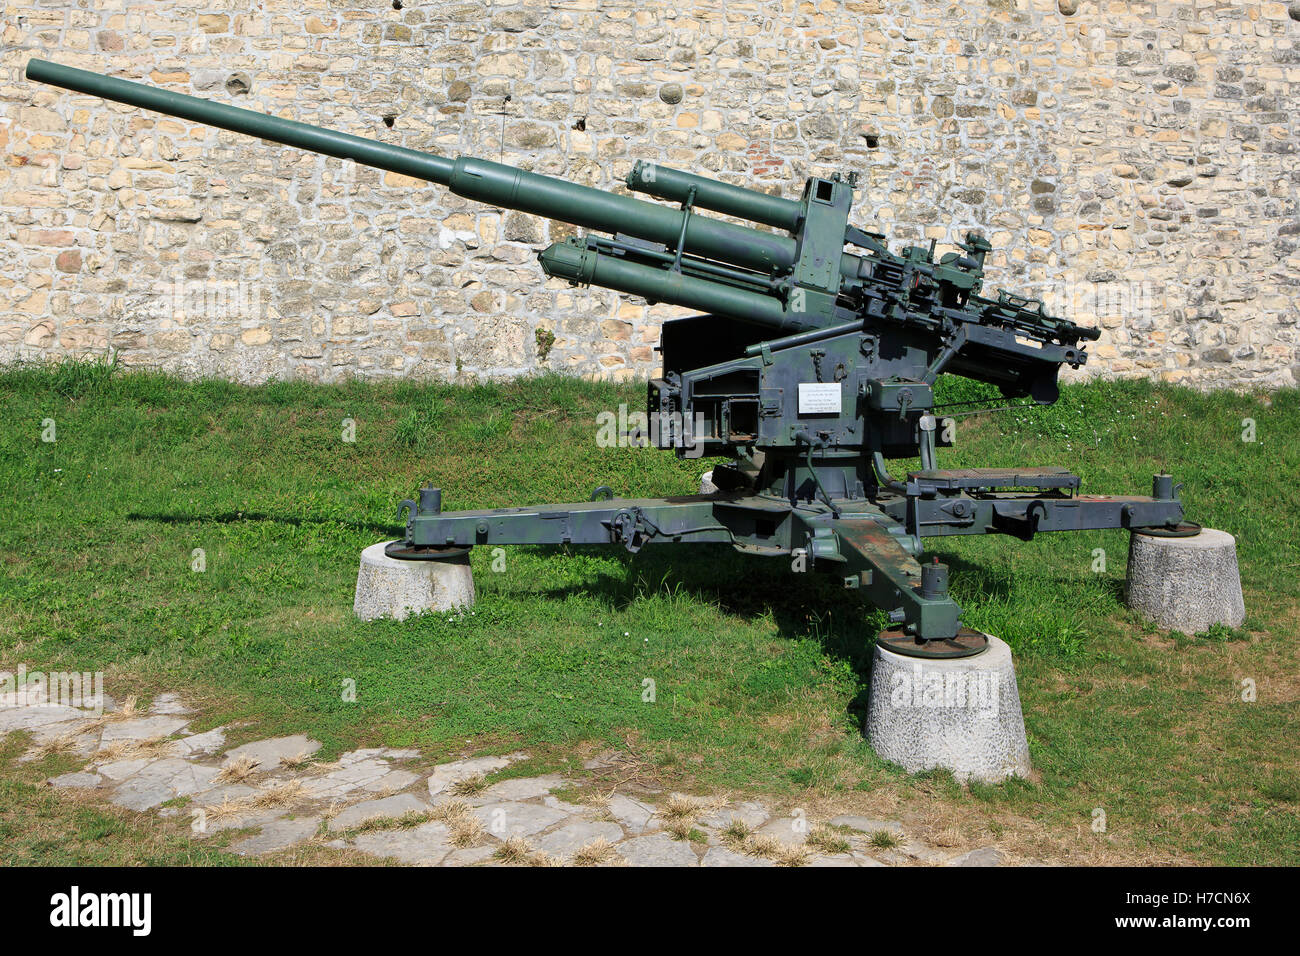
[26,59,801,276]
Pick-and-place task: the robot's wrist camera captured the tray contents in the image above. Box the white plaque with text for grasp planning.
[798,382,842,414]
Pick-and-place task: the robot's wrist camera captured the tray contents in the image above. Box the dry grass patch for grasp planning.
[930,826,964,849]
[349,809,433,835]
[664,818,693,841]
[201,795,252,824]
[721,819,751,848]
[570,837,617,867]
[743,833,809,867]
[215,755,260,784]
[493,835,536,865]
[428,798,473,823]
[32,733,85,759]
[200,779,306,825]
[449,813,485,848]
[661,793,724,820]
[806,824,852,855]
[247,780,304,810]
[660,794,704,821]
[73,694,142,738]
[198,796,262,827]
[656,792,725,836]
[449,774,487,796]
[428,798,485,847]
[96,736,177,763]
[868,829,901,849]
[773,844,812,867]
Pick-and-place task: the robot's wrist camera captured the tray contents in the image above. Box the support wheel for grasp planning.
[383,542,472,561]
[876,626,989,659]
[1135,521,1202,538]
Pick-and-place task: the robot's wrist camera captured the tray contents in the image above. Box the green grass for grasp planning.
[1,358,1297,865]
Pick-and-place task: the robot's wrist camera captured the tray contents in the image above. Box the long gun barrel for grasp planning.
[26,58,827,330]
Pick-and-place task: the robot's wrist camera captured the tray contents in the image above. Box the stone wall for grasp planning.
[2,0,1297,388]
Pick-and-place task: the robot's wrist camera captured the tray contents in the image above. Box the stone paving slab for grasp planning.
[757,817,808,846]
[367,769,421,792]
[149,692,193,715]
[172,727,227,756]
[231,816,321,856]
[205,808,289,835]
[426,755,516,796]
[700,845,775,867]
[299,757,411,799]
[20,720,100,761]
[193,804,288,835]
[329,793,428,831]
[349,821,455,865]
[0,688,47,707]
[542,794,588,815]
[109,758,221,811]
[100,715,191,744]
[698,800,770,830]
[442,846,497,866]
[616,832,699,867]
[96,756,156,782]
[473,801,569,839]
[473,774,567,803]
[947,847,1005,866]
[191,782,259,807]
[0,704,92,732]
[222,734,320,771]
[604,793,659,834]
[900,841,952,864]
[534,820,624,858]
[26,719,96,743]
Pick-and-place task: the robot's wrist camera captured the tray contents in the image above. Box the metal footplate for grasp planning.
[907,467,1080,495]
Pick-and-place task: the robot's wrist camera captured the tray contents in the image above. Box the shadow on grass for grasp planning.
[512,543,889,726]
[126,510,402,538]
[125,508,1101,728]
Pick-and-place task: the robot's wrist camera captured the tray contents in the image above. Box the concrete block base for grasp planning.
[1125,528,1245,633]
[866,635,1031,784]
[353,541,475,621]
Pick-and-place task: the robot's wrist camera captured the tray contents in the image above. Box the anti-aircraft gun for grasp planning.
[27,59,1196,658]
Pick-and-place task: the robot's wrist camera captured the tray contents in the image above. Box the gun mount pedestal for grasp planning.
[1125,528,1245,634]
[354,540,474,622]
[866,633,1031,783]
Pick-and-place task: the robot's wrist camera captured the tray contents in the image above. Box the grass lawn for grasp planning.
[0,359,1296,865]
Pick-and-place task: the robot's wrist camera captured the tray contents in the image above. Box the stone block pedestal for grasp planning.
[353,541,475,621]
[865,634,1031,784]
[1125,528,1245,633]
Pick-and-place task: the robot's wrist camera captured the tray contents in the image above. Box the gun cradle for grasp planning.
[27,59,1192,657]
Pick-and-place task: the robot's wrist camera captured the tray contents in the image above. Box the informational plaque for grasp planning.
[798,382,842,414]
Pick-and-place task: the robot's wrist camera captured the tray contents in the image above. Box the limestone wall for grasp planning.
[2,0,1297,388]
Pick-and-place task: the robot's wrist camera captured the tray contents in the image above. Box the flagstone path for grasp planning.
[4,687,1009,867]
